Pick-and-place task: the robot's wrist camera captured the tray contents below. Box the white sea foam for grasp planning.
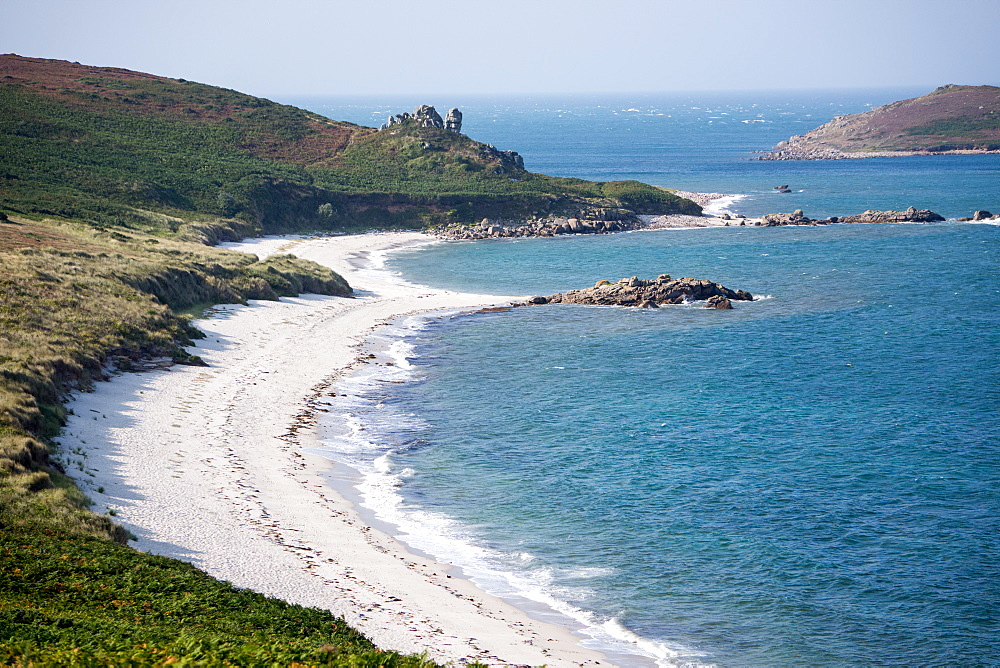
[316,308,707,667]
[702,193,747,217]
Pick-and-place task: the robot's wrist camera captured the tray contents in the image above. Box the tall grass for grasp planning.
[0,215,376,662]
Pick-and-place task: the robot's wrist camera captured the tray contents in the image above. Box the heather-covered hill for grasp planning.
[759,84,1000,159]
[0,54,698,236]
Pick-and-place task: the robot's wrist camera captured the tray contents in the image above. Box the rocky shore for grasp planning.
[523,274,754,309]
[428,204,957,239]
[431,215,644,240]
[755,146,1000,161]
[426,187,994,240]
[757,207,945,226]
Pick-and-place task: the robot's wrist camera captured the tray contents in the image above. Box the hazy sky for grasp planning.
[3,0,998,97]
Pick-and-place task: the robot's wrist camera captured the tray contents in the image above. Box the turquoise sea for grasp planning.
[289,91,1000,665]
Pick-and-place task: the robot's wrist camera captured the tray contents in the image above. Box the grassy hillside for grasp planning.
[0,54,699,235]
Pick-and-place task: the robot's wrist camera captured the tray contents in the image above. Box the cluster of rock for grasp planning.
[524,274,753,309]
[756,145,859,161]
[758,207,945,227]
[957,210,1000,221]
[433,215,642,240]
[482,143,524,172]
[380,105,462,132]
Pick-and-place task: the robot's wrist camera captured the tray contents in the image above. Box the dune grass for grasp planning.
[0,214,441,666]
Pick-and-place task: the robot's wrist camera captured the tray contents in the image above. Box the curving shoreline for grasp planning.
[60,232,614,667]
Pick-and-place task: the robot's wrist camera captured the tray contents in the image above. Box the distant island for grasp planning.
[757,84,1000,160]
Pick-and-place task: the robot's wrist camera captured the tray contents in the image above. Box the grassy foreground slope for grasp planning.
[0,522,433,667]
[0,216,390,665]
[0,54,699,235]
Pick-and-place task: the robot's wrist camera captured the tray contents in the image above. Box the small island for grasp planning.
[525,274,753,309]
[757,84,1000,160]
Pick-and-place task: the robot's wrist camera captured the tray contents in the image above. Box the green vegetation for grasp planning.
[0,522,436,667]
[0,215,368,664]
[0,216,350,534]
[0,54,699,235]
[904,114,1000,143]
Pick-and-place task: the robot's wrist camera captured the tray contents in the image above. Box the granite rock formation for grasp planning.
[957,210,1000,221]
[526,274,753,308]
[381,105,463,132]
[413,104,444,128]
[758,207,945,226]
[445,108,463,133]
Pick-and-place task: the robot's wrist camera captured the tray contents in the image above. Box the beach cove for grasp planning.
[58,232,612,667]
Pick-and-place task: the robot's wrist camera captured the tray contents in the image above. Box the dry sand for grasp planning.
[60,232,612,667]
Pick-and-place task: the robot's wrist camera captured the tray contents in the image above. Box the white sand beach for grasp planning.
[642,191,761,229]
[60,232,612,667]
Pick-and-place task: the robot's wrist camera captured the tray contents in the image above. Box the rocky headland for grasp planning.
[757,84,1000,160]
[523,274,754,309]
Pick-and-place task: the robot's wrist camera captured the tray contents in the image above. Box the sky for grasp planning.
[2,0,998,97]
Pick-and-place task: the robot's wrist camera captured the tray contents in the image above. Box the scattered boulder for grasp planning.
[705,295,733,309]
[972,210,994,220]
[761,209,812,226]
[431,214,643,240]
[529,275,753,308]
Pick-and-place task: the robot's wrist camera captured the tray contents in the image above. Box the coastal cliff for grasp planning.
[757,84,1000,160]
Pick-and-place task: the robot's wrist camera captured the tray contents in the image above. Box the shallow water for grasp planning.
[299,90,1000,665]
[314,223,1000,665]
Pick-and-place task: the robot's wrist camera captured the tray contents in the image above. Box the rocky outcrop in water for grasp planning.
[758,207,945,226]
[526,274,753,308]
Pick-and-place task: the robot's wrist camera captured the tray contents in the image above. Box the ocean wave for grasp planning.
[702,193,747,217]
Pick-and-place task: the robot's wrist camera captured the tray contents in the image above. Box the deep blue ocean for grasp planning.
[288,91,1000,666]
